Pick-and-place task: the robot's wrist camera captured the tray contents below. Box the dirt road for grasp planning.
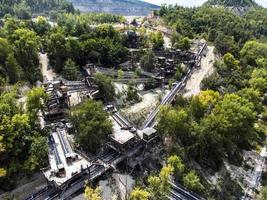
[39,53,57,82]
[183,46,215,97]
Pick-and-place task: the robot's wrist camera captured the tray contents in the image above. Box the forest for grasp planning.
[0,0,266,199]
[205,0,259,7]
[0,0,74,18]
[158,4,267,56]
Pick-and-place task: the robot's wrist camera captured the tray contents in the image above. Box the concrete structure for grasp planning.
[44,126,90,187]
[108,117,136,151]
[141,127,157,143]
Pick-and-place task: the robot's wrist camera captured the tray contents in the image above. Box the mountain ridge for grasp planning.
[205,0,258,7]
[204,0,260,15]
[69,0,160,16]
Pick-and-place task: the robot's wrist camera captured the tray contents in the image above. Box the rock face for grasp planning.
[69,0,160,16]
[227,5,252,15]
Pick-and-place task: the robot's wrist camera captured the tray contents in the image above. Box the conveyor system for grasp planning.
[56,128,76,162]
[49,136,65,174]
[112,112,132,129]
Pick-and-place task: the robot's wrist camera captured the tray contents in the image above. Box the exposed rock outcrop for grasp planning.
[69,0,160,16]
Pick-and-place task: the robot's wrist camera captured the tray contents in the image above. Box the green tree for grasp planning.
[0,90,47,190]
[140,50,155,72]
[11,28,41,83]
[257,186,267,200]
[26,87,48,123]
[0,135,6,177]
[46,29,67,73]
[223,53,239,70]
[126,82,139,102]
[62,59,79,81]
[158,105,189,139]
[84,185,102,200]
[189,90,220,120]
[167,155,185,179]
[178,37,191,51]
[0,38,21,84]
[5,53,21,84]
[183,171,204,193]
[0,168,6,177]
[171,32,181,48]
[237,88,262,112]
[65,37,82,66]
[0,38,12,64]
[193,93,257,168]
[150,32,164,50]
[240,41,267,66]
[0,113,33,182]
[148,166,172,200]
[129,187,150,200]
[33,16,51,36]
[174,64,184,80]
[70,100,112,153]
[94,73,115,102]
[24,134,48,171]
[201,72,222,91]
[117,69,124,79]
[214,33,239,57]
[249,68,267,94]
[14,0,31,20]
[147,176,162,200]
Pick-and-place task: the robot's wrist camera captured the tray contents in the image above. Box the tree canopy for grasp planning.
[84,185,102,200]
[0,0,74,18]
[0,89,48,191]
[93,73,116,102]
[70,99,112,153]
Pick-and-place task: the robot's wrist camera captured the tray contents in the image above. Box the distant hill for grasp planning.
[205,0,258,7]
[69,0,160,16]
[204,0,259,15]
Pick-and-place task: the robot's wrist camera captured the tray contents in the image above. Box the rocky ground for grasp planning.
[121,87,167,127]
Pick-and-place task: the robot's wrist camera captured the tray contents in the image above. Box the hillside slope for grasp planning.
[69,0,160,16]
[205,0,258,7]
[205,0,259,15]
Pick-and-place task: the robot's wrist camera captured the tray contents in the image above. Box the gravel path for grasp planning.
[183,46,215,97]
[39,53,57,82]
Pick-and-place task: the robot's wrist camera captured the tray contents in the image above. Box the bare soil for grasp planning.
[39,53,57,82]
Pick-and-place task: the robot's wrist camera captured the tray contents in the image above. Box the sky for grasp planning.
[143,0,267,8]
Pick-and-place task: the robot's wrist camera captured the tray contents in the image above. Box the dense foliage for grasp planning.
[205,0,258,7]
[129,155,204,199]
[0,88,48,190]
[0,19,43,86]
[84,185,102,200]
[57,12,125,27]
[158,5,267,56]
[156,5,267,198]
[0,0,266,198]
[93,73,116,102]
[45,24,129,73]
[0,0,74,18]
[70,100,113,153]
